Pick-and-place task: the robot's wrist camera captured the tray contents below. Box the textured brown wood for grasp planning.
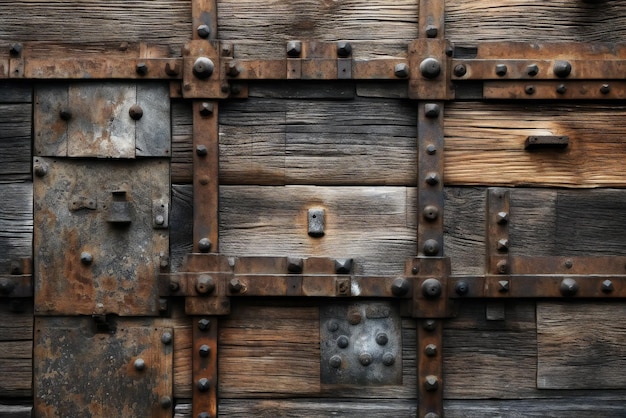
[220,399,418,417]
[0,301,33,398]
[0,183,32,275]
[0,405,32,418]
[170,185,194,273]
[538,302,626,389]
[171,101,193,184]
[0,104,31,181]
[445,103,626,187]
[446,1,626,43]
[0,2,190,56]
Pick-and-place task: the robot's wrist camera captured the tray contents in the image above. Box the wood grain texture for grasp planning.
[171,101,193,184]
[444,188,485,275]
[446,1,626,43]
[0,82,32,103]
[170,185,194,273]
[0,105,31,181]
[0,405,32,418]
[445,103,626,187]
[0,1,190,56]
[0,183,32,274]
[537,302,626,389]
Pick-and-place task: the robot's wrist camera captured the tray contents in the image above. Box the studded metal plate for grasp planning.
[320,301,402,385]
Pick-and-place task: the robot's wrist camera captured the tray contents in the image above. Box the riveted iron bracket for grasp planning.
[193,316,218,418]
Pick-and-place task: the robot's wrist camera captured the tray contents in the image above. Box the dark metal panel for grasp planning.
[34,317,173,417]
[33,157,169,316]
[136,82,171,157]
[34,84,68,156]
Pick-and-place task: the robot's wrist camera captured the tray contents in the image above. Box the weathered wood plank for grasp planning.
[444,188,485,275]
[0,359,31,397]
[0,301,33,342]
[446,1,626,43]
[445,103,626,187]
[0,105,32,181]
[0,183,32,274]
[0,1,191,56]
[0,82,32,103]
[170,185,193,273]
[509,189,557,257]
[219,399,417,417]
[538,302,626,389]
[0,341,31,359]
[171,101,193,184]
[0,405,32,418]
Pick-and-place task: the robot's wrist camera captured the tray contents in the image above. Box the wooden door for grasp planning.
[2,1,626,417]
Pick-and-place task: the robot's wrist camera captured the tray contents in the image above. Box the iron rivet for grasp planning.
[80,252,93,266]
[60,110,72,121]
[327,320,339,332]
[525,85,536,95]
[422,205,439,221]
[394,63,409,78]
[134,358,146,371]
[496,260,508,274]
[382,352,395,366]
[169,281,180,292]
[9,43,22,57]
[199,344,210,357]
[335,258,353,274]
[165,62,180,76]
[196,275,215,295]
[527,64,539,76]
[193,57,215,79]
[412,266,419,275]
[329,355,342,368]
[286,41,302,57]
[34,163,48,177]
[199,102,214,116]
[498,280,510,293]
[198,238,212,253]
[600,84,611,95]
[425,172,439,186]
[455,281,469,296]
[196,145,208,156]
[445,46,454,57]
[136,63,148,76]
[197,378,211,392]
[0,278,15,295]
[426,144,437,155]
[560,278,579,297]
[391,277,410,297]
[602,279,614,293]
[424,103,440,118]
[556,84,567,95]
[496,211,509,225]
[198,413,211,418]
[423,239,440,256]
[337,335,349,349]
[358,352,373,366]
[376,333,389,346]
[227,62,241,77]
[495,64,508,76]
[198,318,211,331]
[553,60,572,78]
[287,257,303,273]
[221,44,233,57]
[155,215,165,225]
[424,375,439,391]
[564,259,573,269]
[348,310,362,325]
[160,396,172,409]
[229,278,243,293]
[420,58,441,79]
[197,24,210,38]
[425,25,439,38]
[422,278,442,299]
[425,344,438,357]
[161,332,173,345]
[497,238,509,252]
[129,104,143,120]
[337,41,352,58]
[453,64,467,77]
[423,319,437,331]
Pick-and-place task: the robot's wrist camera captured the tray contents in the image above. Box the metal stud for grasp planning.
[602,279,614,293]
[426,144,437,155]
[136,63,148,76]
[161,332,173,345]
[455,281,469,296]
[498,280,510,293]
[193,57,214,79]
[422,278,442,299]
[600,84,611,95]
[375,333,389,346]
[329,355,342,368]
[227,62,241,77]
[337,41,352,58]
[424,103,440,118]
[553,61,572,78]
[80,252,93,266]
[497,238,509,252]
[495,64,507,76]
[423,319,437,331]
[34,162,48,177]
[424,375,439,391]
[556,84,567,95]
[60,110,72,121]
[129,104,143,120]
[286,41,302,57]
[496,211,509,225]
[197,378,211,392]
[229,278,243,293]
[496,260,509,274]
[527,64,539,76]
[199,344,210,357]
[382,352,396,366]
[425,172,439,186]
[134,358,146,371]
[391,277,410,297]
[196,275,216,294]
[422,205,439,221]
[394,63,409,78]
[198,318,211,331]
[337,335,349,349]
[196,145,208,156]
[335,259,353,274]
[425,25,439,38]
[198,238,212,253]
[425,344,438,357]
[358,352,373,366]
[423,239,440,256]
[560,278,579,297]
[287,257,304,274]
[9,43,22,57]
[453,64,467,77]
[197,24,211,38]
[160,396,172,409]
[525,85,536,95]
[199,102,214,116]
[420,58,441,79]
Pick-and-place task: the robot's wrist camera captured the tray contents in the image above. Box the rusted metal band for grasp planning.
[192,317,218,418]
[418,319,443,418]
[486,188,510,275]
[192,0,217,41]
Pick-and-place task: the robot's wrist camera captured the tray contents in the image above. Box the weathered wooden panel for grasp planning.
[0,1,191,55]
[0,183,32,274]
[0,104,31,181]
[170,185,193,274]
[445,103,626,187]
[0,300,33,343]
[538,302,626,389]
[171,101,193,184]
[0,405,32,418]
[0,82,32,103]
[446,1,626,43]
[0,302,33,398]
[219,399,417,417]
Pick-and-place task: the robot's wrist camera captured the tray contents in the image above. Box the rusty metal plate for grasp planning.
[34,84,69,156]
[34,317,173,418]
[321,301,402,386]
[34,157,169,316]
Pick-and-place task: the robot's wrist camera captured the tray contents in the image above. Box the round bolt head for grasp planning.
[196,145,208,156]
[199,344,211,357]
[420,58,441,79]
[198,238,212,253]
[229,278,243,293]
[422,205,439,221]
[197,377,211,392]
[129,104,143,120]
[337,41,352,58]
[329,355,342,368]
[160,396,172,409]
[455,281,469,296]
[199,102,214,116]
[525,85,536,95]
[0,278,15,295]
[391,277,410,297]
[336,335,349,349]
[326,320,339,332]
[423,239,440,256]
[376,333,389,346]
[425,172,439,186]
[136,63,148,76]
[553,60,572,78]
[286,41,302,57]
[422,278,442,299]
[496,260,509,274]
[198,318,211,331]
[453,64,467,77]
[560,278,579,297]
[155,215,165,225]
[161,332,173,345]
[134,358,146,371]
[60,110,72,121]
[496,211,509,225]
[358,352,373,366]
[34,163,48,177]
[426,144,437,155]
[564,259,573,269]
[382,352,396,366]
[227,62,241,77]
[9,43,22,56]
[425,25,439,38]
[394,63,410,78]
[527,64,539,76]
[425,343,438,357]
[423,319,437,331]
[169,281,180,292]
[196,275,216,295]
[424,375,439,391]
[497,238,509,252]
[80,252,93,265]
[193,57,215,79]
[602,279,614,293]
[424,103,440,118]
[556,84,567,94]
[287,257,304,273]
[197,24,211,38]
[495,64,508,76]
[600,84,611,95]
[347,310,362,325]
